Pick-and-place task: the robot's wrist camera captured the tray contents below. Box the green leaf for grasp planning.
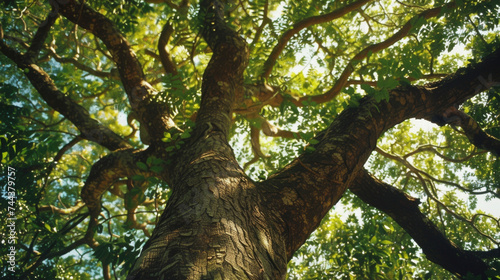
[180,131,191,139]
[132,175,145,181]
[150,165,163,173]
[44,223,52,232]
[166,146,176,152]
[136,162,148,171]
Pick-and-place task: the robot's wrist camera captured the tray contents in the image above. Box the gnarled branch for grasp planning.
[300,2,456,105]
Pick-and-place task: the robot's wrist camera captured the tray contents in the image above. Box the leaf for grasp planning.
[308,139,319,145]
[361,84,374,95]
[377,76,399,90]
[147,156,154,165]
[373,89,390,103]
[132,175,145,181]
[150,165,163,174]
[44,223,52,232]
[136,162,148,171]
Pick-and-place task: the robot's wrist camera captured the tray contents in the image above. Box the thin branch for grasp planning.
[376,146,499,244]
[403,143,487,163]
[47,46,119,80]
[38,201,85,214]
[467,15,488,46]
[261,0,372,79]
[21,213,90,276]
[158,21,179,76]
[377,146,491,195]
[299,2,456,105]
[250,0,270,49]
[42,136,83,186]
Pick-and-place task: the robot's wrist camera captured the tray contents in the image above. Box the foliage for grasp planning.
[0,0,499,279]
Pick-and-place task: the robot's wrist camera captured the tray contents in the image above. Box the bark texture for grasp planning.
[127,1,288,278]
[127,132,287,279]
[2,0,499,279]
[129,5,500,280]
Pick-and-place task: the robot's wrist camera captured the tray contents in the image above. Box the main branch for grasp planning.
[195,0,249,136]
[56,0,176,143]
[259,46,500,264]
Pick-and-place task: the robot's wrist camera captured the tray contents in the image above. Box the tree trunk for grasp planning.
[127,132,288,279]
[2,0,499,279]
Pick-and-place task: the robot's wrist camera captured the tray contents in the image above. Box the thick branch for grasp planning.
[81,147,164,247]
[196,0,249,136]
[81,148,160,209]
[56,0,149,101]
[461,113,500,156]
[25,10,58,61]
[260,45,500,261]
[0,39,131,151]
[350,169,489,278]
[56,0,176,143]
[430,107,500,156]
[261,0,372,79]
[470,248,500,259]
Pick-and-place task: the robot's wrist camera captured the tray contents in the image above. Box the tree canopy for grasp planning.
[1,0,499,279]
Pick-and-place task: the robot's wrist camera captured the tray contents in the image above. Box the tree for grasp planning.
[1,0,499,279]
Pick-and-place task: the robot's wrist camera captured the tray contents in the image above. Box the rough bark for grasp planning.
[127,132,288,279]
[0,32,130,151]
[127,1,288,279]
[2,0,500,279]
[257,45,500,270]
[121,1,500,277]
